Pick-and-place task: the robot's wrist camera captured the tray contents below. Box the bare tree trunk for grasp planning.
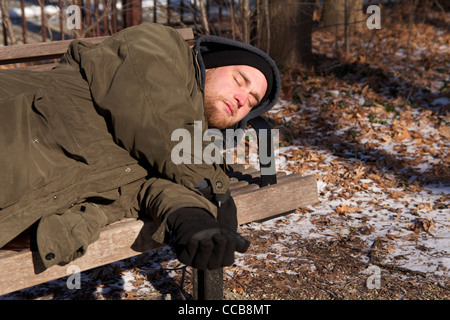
[122,0,142,28]
[0,0,16,45]
[230,0,236,40]
[406,0,419,58]
[344,0,350,59]
[240,0,250,43]
[321,0,364,35]
[263,0,270,54]
[256,0,262,46]
[253,0,271,53]
[199,0,210,34]
[269,0,315,69]
[322,0,364,60]
[37,0,47,42]
[21,0,27,43]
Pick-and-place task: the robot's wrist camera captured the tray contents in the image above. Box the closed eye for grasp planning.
[238,71,262,106]
[248,95,258,109]
[234,75,243,87]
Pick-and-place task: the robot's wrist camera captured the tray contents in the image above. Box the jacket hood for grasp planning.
[193,35,281,140]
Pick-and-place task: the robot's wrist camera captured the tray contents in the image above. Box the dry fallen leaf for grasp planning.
[311,217,331,225]
[438,125,450,139]
[417,203,434,211]
[385,233,403,240]
[407,218,436,233]
[395,127,412,141]
[403,232,421,241]
[336,204,349,215]
[336,204,362,215]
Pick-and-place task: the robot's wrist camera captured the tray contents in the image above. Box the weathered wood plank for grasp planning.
[234,174,318,225]
[0,218,161,295]
[0,27,194,66]
[0,37,107,65]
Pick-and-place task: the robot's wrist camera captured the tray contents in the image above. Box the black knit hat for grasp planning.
[202,49,274,105]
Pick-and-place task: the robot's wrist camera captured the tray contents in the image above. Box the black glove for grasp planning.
[167,207,250,270]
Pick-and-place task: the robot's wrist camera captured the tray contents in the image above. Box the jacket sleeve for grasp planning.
[57,23,229,197]
[135,177,218,244]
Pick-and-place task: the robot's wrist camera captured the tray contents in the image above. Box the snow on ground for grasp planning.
[242,141,449,278]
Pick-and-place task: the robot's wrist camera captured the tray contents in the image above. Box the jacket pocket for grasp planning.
[36,202,108,268]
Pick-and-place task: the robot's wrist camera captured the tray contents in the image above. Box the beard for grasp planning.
[204,94,237,130]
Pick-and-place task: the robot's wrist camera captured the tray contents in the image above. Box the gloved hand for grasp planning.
[166,207,250,270]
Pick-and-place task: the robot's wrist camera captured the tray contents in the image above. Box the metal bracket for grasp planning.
[193,268,223,300]
[248,116,277,187]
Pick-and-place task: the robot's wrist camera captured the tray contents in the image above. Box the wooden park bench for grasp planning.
[0,27,319,299]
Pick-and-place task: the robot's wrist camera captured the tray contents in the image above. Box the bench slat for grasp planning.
[0,38,107,65]
[0,219,159,295]
[235,174,318,224]
[0,27,194,66]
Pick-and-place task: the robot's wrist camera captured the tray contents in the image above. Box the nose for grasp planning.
[234,89,248,108]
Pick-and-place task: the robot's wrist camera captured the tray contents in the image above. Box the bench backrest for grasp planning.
[0,27,194,71]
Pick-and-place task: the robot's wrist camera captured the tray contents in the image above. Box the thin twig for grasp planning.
[371,261,428,278]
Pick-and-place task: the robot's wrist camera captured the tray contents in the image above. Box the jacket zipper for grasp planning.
[193,49,204,92]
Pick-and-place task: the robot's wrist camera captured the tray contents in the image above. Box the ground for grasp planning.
[0,6,449,300]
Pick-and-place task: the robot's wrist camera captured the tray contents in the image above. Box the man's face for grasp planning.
[204,65,268,130]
